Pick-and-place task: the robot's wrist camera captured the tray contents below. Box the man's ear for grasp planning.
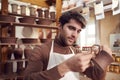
[58,23,62,30]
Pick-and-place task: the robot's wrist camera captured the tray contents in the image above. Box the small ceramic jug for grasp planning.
[20,5,26,15]
[37,8,43,18]
[29,6,36,16]
[14,45,23,60]
[11,3,18,14]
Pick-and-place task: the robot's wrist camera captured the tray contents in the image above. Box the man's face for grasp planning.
[59,19,82,46]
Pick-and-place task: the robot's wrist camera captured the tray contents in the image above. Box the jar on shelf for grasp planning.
[49,5,56,19]
[4,62,13,75]
[7,45,14,60]
[13,45,23,60]
[62,0,69,11]
[24,45,33,68]
[109,64,114,72]
[114,65,120,73]
[43,8,49,18]
[115,56,120,62]
[68,0,76,9]
[29,6,36,16]
[37,8,43,18]
[11,3,18,14]
[24,45,33,59]
[17,61,24,75]
[20,5,26,15]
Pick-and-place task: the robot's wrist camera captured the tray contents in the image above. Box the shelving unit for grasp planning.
[0,0,60,80]
[0,21,58,29]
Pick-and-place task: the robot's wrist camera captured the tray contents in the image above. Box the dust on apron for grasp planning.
[47,40,80,80]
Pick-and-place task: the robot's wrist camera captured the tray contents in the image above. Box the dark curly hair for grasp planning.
[59,11,86,29]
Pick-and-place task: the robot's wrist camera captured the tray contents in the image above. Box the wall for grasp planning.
[99,11,120,47]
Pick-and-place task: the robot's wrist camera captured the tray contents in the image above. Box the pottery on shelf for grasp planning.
[44,9,49,18]
[21,38,38,44]
[16,62,24,75]
[36,19,53,25]
[20,5,26,15]
[29,6,36,16]
[0,15,16,22]
[7,45,14,60]
[18,17,35,24]
[13,45,23,60]
[24,45,33,59]
[37,8,43,18]
[11,3,18,14]
[4,62,13,75]
[0,37,17,43]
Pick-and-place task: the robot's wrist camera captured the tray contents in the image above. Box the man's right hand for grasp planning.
[57,52,93,76]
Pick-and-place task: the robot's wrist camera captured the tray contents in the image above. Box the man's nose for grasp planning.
[72,31,78,37]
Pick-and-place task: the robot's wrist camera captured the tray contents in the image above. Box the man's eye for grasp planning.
[68,26,75,30]
[77,30,81,34]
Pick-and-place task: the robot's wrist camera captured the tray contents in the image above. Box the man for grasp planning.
[24,11,113,80]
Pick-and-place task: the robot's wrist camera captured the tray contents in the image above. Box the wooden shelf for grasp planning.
[0,21,58,29]
[62,6,83,13]
[9,13,56,21]
[0,43,41,46]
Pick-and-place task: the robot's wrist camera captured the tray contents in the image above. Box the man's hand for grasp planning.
[57,52,93,76]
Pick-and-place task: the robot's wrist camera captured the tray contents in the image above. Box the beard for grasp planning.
[58,34,75,46]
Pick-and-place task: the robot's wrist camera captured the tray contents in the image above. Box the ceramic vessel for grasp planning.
[36,19,52,25]
[14,45,23,60]
[37,8,43,18]
[19,17,35,24]
[44,9,49,18]
[7,45,13,60]
[49,5,56,19]
[21,38,38,44]
[62,0,69,11]
[0,15,16,22]
[4,62,13,75]
[24,45,32,59]
[17,62,24,75]
[11,3,18,14]
[29,6,36,16]
[20,5,26,15]
[0,37,17,43]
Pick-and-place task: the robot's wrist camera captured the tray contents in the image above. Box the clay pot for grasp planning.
[20,5,26,15]
[4,62,13,75]
[0,15,16,22]
[18,17,35,24]
[24,45,32,59]
[7,45,14,60]
[14,45,23,60]
[0,37,17,43]
[36,19,52,25]
[50,12,55,19]
[11,3,18,14]
[49,5,56,19]
[62,0,69,11]
[17,62,24,75]
[40,39,49,43]
[37,8,43,18]
[29,6,36,16]
[47,30,52,39]
[44,9,49,18]
[21,38,38,44]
